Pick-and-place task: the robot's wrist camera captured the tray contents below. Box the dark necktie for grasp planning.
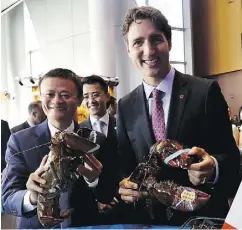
[152,88,165,141]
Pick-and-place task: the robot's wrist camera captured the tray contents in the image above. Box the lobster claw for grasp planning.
[76,159,102,182]
[39,208,73,228]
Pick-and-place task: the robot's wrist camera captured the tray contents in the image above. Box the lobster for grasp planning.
[37,129,102,228]
[128,140,211,218]
[99,140,210,219]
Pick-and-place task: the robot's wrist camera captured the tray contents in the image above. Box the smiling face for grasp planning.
[40,77,80,129]
[82,83,110,119]
[127,19,171,86]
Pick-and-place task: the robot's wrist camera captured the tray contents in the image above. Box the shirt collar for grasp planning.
[48,120,75,137]
[26,119,35,127]
[90,112,109,127]
[143,67,175,100]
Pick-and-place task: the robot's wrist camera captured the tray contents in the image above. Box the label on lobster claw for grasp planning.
[181,190,195,202]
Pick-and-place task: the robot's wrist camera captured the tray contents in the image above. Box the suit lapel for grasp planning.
[107,115,116,140]
[34,120,51,160]
[136,85,155,150]
[166,71,189,140]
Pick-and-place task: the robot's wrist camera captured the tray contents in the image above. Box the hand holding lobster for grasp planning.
[26,155,49,205]
[119,177,148,203]
[187,147,215,186]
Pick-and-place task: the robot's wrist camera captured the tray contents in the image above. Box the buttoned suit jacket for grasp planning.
[79,115,119,204]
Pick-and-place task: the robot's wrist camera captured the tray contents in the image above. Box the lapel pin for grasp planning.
[180,94,184,99]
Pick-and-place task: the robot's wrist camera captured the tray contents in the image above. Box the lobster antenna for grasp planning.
[4,141,51,181]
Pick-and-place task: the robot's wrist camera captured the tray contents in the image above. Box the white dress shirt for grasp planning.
[143,67,218,184]
[26,119,35,127]
[90,112,109,137]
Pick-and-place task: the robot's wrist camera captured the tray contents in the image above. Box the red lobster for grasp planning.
[37,129,102,227]
[129,140,211,218]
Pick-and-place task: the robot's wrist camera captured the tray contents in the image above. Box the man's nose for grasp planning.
[87,96,95,105]
[52,93,64,103]
[143,40,155,56]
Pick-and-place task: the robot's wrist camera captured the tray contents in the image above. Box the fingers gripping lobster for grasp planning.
[37,129,102,227]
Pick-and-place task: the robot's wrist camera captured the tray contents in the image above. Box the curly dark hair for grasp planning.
[121,6,172,46]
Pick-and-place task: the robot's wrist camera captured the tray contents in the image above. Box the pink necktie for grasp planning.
[152,88,165,141]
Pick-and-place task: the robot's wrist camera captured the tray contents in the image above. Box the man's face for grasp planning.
[127,19,171,82]
[33,104,46,124]
[83,83,110,119]
[40,77,80,125]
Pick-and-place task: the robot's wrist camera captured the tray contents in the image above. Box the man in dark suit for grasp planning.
[11,100,46,133]
[1,120,11,171]
[79,75,119,224]
[2,68,105,228]
[117,6,241,226]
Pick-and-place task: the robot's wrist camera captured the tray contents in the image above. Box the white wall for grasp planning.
[1,3,31,127]
[1,0,143,125]
[24,0,141,91]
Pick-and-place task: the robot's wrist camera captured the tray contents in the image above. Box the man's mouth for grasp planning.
[50,107,65,111]
[89,105,98,109]
[143,58,160,66]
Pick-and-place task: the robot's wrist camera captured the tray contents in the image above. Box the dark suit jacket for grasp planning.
[11,121,30,133]
[1,120,102,228]
[79,115,119,204]
[117,71,241,225]
[1,120,11,171]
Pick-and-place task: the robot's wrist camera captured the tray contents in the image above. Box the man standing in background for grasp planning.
[11,100,46,133]
[80,75,119,224]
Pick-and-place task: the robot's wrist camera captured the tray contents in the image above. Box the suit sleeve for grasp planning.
[2,134,36,217]
[205,81,240,197]
[1,121,11,171]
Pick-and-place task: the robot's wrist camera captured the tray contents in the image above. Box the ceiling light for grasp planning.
[19,80,23,86]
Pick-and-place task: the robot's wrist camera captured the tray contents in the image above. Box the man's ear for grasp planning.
[106,92,110,101]
[168,42,172,51]
[32,111,37,118]
[125,42,131,57]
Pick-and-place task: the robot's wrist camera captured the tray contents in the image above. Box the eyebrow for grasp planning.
[83,91,100,95]
[132,37,143,42]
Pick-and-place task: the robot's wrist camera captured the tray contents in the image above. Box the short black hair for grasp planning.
[38,68,82,99]
[81,75,108,94]
[28,100,42,114]
[107,96,116,108]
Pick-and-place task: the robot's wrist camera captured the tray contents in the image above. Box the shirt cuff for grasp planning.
[210,156,219,184]
[22,190,36,213]
[84,177,99,188]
